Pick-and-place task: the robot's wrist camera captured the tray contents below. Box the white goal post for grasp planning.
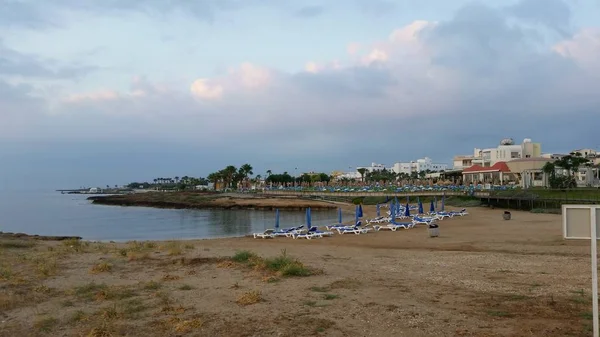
[562,205,600,337]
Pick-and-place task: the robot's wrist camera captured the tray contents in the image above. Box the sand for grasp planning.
[0,206,594,337]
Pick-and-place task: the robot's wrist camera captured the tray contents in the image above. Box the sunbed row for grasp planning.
[253,208,468,239]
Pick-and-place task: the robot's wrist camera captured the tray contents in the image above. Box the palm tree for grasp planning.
[174,176,179,183]
[357,168,367,182]
[542,162,556,187]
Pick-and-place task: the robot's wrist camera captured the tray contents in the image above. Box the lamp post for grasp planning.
[294,167,298,188]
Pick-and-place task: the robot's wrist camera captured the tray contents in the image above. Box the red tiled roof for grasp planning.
[462,162,511,173]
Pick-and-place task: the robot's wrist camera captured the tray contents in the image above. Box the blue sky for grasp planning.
[1,0,599,189]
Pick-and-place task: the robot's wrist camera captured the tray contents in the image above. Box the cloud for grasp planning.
[505,0,572,35]
[0,40,94,79]
[190,79,223,100]
[0,2,55,28]
[2,0,600,169]
[293,6,324,18]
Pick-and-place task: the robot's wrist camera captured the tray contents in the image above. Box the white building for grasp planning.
[453,138,542,170]
[391,157,448,175]
[337,172,362,180]
[572,148,598,158]
[356,162,387,173]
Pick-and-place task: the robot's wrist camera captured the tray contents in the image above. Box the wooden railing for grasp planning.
[260,190,491,198]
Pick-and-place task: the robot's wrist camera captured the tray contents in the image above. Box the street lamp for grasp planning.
[294,167,298,188]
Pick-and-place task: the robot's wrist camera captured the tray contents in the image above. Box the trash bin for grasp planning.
[503,211,511,220]
[428,224,439,237]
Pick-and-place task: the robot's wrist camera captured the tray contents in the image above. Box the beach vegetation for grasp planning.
[231,250,258,263]
[90,262,112,274]
[0,240,35,249]
[236,290,262,306]
[34,316,58,333]
[323,294,339,300]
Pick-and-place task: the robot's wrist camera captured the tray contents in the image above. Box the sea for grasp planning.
[0,190,340,241]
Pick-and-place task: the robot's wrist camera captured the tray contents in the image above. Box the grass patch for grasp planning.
[0,240,35,249]
[90,261,113,274]
[328,278,363,290]
[178,284,194,291]
[126,251,152,261]
[236,290,263,306]
[70,310,87,323]
[323,294,339,300]
[303,300,329,308]
[62,239,85,252]
[162,274,181,281]
[34,316,58,333]
[0,265,12,280]
[62,300,75,307]
[163,241,183,256]
[36,258,57,277]
[581,312,594,320]
[263,250,314,277]
[74,282,108,301]
[310,286,329,292]
[232,250,258,263]
[86,324,114,337]
[121,298,147,317]
[143,281,162,290]
[184,243,195,249]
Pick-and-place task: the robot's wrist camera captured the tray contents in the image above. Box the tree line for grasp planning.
[126,176,209,190]
[542,152,594,188]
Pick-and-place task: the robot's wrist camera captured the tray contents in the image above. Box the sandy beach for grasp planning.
[0,206,594,337]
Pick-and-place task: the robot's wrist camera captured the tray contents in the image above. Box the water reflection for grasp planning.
[0,192,340,241]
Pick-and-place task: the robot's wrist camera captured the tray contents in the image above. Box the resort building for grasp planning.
[453,138,542,170]
[331,170,362,181]
[356,162,387,173]
[391,157,448,175]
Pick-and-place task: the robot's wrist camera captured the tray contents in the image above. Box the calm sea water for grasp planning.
[0,191,340,241]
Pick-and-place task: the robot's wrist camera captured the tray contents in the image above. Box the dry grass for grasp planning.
[162,241,183,256]
[162,274,181,281]
[34,316,58,333]
[236,290,263,306]
[90,262,113,274]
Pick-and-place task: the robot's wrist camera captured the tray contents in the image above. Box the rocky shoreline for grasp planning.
[87,192,338,211]
[0,231,82,241]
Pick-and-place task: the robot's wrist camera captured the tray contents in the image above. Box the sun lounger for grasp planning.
[336,226,369,235]
[449,209,468,216]
[412,216,434,226]
[253,229,275,239]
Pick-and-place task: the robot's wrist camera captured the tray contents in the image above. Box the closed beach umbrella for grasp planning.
[337,207,342,224]
[441,195,445,211]
[376,204,380,217]
[418,198,424,214]
[355,205,359,225]
[358,204,363,218]
[430,200,435,213]
[390,203,395,219]
[404,203,410,217]
[306,208,312,228]
[275,209,280,230]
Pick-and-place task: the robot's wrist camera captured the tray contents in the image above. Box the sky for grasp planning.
[1,0,599,190]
